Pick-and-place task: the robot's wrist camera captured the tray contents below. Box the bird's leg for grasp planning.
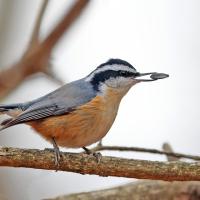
[82,146,91,154]
[82,146,102,163]
[51,137,62,167]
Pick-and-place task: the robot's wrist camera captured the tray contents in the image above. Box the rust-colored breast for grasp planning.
[28,88,122,148]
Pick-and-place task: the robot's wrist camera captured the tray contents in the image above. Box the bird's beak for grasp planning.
[133,72,169,82]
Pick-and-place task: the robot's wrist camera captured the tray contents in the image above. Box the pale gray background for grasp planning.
[0,0,199,199]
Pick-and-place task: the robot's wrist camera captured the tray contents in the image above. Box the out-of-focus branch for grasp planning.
[162,142,179,161]
[91,143,200,161]
[49,181,200,200]
[40,0,89,52]
[25,0,49,51]
[0,0,90,100]
[0,147,200,181]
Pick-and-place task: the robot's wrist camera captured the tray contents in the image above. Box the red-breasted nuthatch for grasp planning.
[0,59,168,164]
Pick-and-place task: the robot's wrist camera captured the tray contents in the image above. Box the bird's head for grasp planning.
[86,59,169,94]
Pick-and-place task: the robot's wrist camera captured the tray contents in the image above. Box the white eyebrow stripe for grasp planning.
[85,64,136,81]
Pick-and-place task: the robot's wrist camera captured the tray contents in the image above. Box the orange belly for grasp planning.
[28,95,119,148]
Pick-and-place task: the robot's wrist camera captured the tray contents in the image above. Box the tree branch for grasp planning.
[49,181,200,200]
[0,0,90,99]
[40,0,89,52]
[0,147,200,181]
[91,143,200,161]
[25,0,49,52]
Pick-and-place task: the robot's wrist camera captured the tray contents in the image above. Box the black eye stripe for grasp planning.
[120,71,134,77]
[90,70,136,91]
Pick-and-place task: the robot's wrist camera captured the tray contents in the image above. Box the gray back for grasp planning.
[8,79,97,125]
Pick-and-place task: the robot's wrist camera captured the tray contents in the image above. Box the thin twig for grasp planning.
[0,147,200,181]
[162,142,179,161]
[91,144,200,161]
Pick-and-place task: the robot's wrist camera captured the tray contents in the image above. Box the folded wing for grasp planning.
[1,79,96,130]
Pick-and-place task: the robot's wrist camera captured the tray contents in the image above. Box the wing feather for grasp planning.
[6,104,59,127]
[3,79,96,128]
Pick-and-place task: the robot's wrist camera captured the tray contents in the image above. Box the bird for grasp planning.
[0,58,169,165]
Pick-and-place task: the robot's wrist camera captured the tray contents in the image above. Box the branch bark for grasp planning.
[0,147,200,181]
[49,181,200,200]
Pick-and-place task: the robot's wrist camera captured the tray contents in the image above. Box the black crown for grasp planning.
[97,58,136,70]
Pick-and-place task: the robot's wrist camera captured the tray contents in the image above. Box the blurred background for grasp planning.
[0,0,200,199]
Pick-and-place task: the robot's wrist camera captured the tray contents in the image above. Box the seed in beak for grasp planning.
[150,73,169,80]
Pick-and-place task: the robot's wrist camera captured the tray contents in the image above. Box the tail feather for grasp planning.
[0,103,23,131]
[1,118,13,126]
[0,117,14,131]
[0,104,24,115]
[0,104,22,111]
[0,125,8,131]
[0,107,9,113]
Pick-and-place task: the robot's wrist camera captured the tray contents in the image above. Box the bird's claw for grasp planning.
[82,147,102,163]
[54,148,62,169]
[92,152,102,163]
[51,137,62,170]
[44,147,62,169]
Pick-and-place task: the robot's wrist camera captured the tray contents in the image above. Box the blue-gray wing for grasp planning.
[7,79,96,126]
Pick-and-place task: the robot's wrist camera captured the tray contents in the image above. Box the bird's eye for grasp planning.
[120,71,129,76]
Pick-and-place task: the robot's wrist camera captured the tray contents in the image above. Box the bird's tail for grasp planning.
[0,118,13,131]
[0,104,21,113]
[0,103,22,131]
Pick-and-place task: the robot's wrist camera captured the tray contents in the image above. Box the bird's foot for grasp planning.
[51,137,62,169]
[54,146,62,168]
[92,152,102,164]
[44,147,62,168]
[82,147,102,163]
